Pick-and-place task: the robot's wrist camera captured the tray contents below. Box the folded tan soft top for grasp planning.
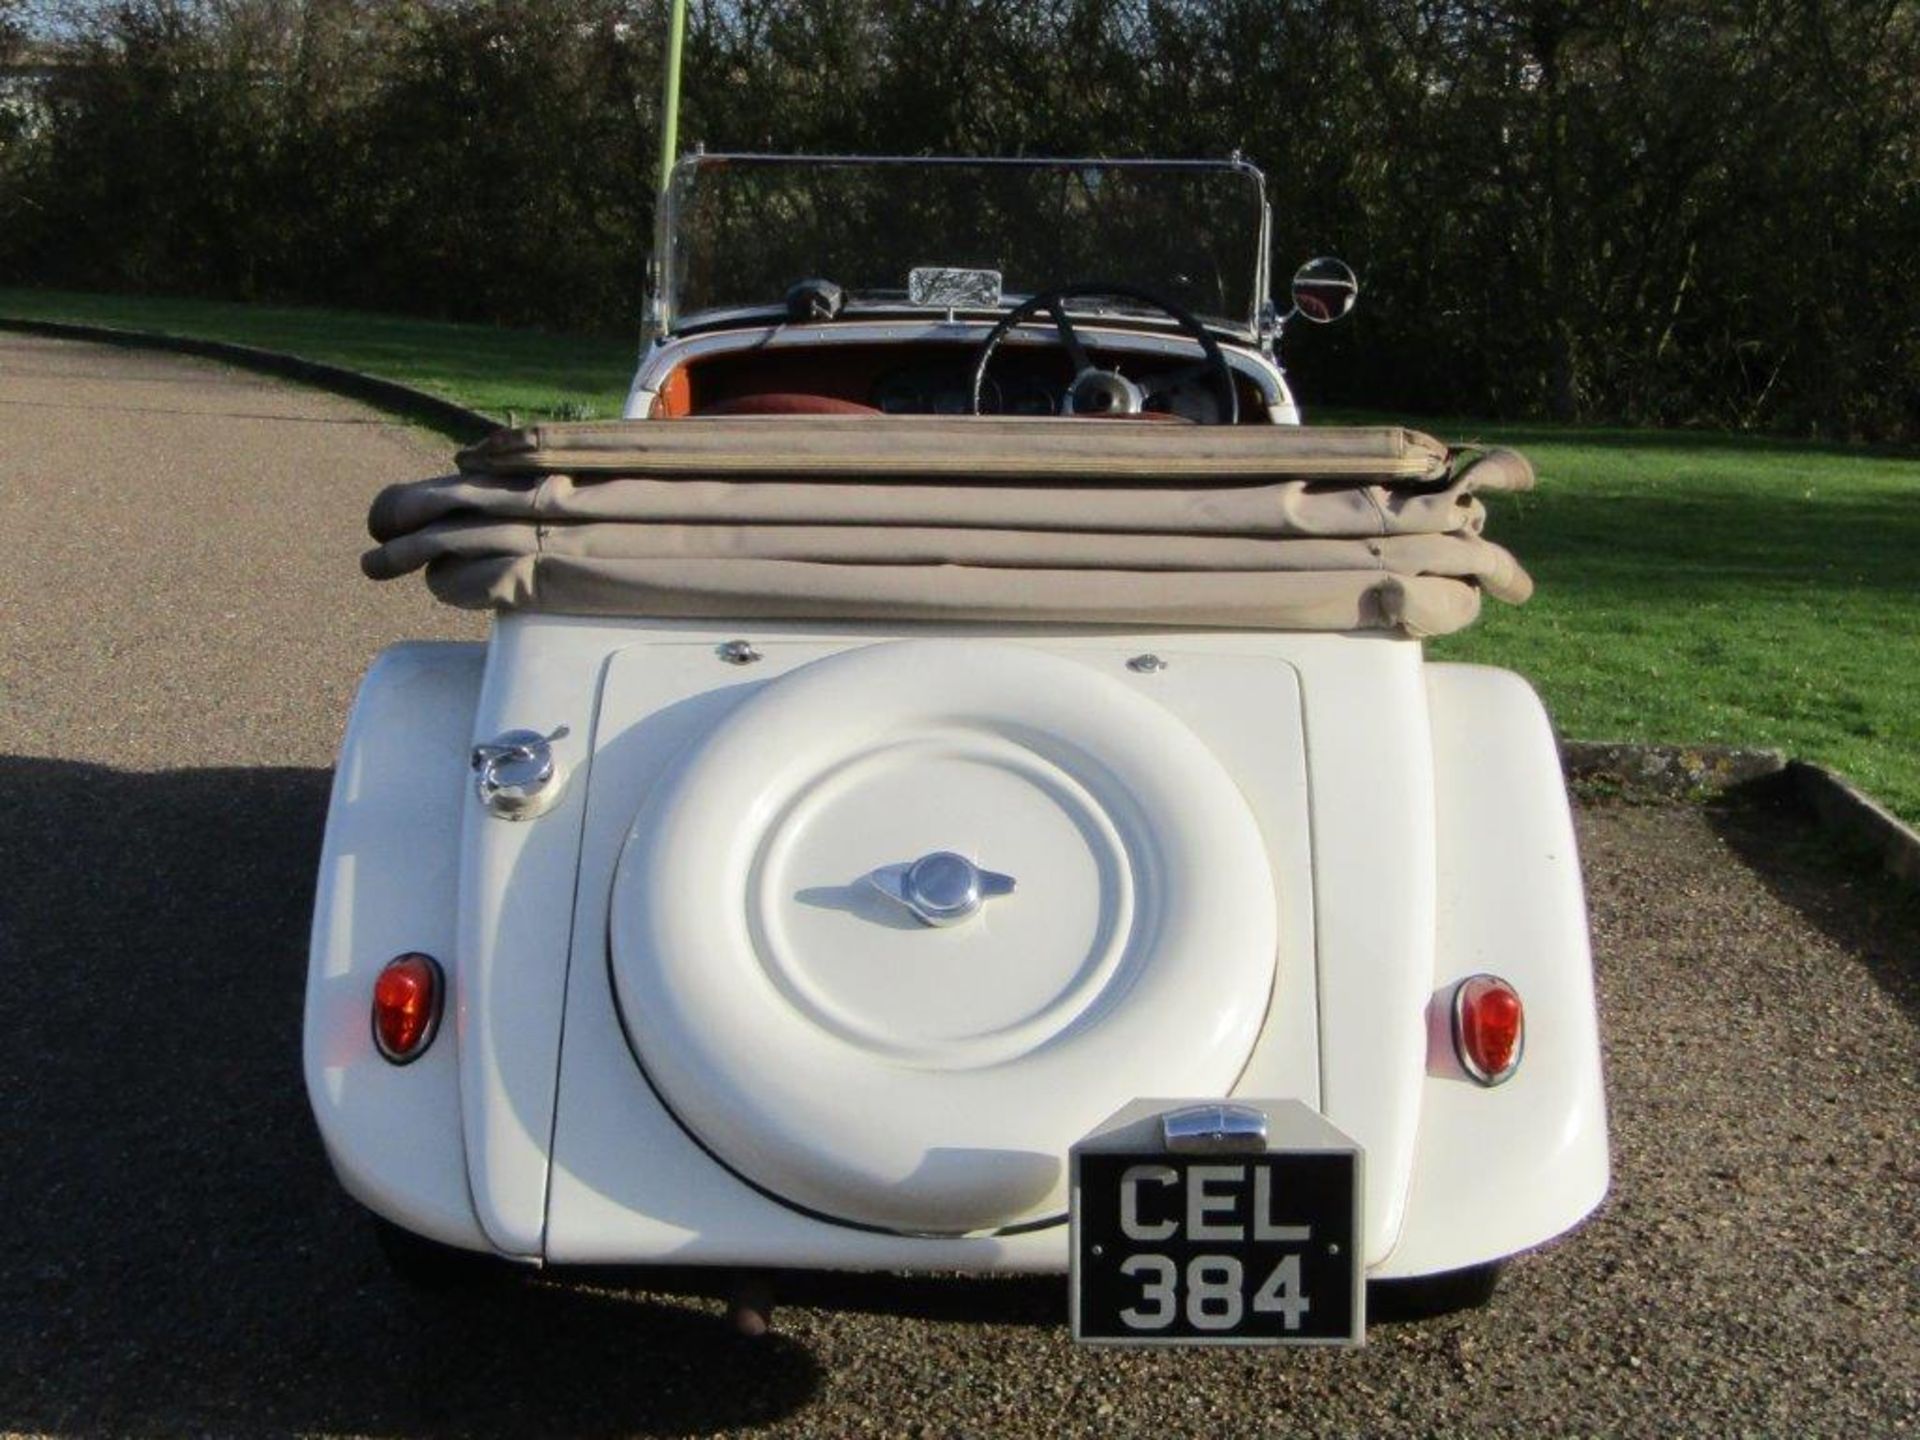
[452,415,1457,480]
[365,417,1536,637]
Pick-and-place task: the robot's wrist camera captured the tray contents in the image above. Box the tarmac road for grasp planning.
[1,334,1915,1438]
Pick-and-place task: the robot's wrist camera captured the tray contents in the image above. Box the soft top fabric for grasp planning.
[452,415,1457,480]
[365,417,1536,637]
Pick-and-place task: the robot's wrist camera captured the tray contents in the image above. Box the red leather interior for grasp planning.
[697,393,883,417]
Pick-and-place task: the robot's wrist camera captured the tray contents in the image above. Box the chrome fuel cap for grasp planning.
[472,725,569,820]
[869,851,1016,928]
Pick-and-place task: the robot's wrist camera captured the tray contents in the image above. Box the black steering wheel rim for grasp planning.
[968,280,1240,425]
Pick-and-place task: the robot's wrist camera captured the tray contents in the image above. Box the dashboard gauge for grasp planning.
[995,378,1058,416]
[874,364,1006,416]
[1146,375,1225,424]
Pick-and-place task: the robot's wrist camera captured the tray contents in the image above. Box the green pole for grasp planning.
[655,0,688,196]
[644,0,689,346]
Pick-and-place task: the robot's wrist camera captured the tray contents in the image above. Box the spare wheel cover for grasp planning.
[609,640,1277,1234]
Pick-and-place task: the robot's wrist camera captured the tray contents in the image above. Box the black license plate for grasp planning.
[1071,1150,1362,1344]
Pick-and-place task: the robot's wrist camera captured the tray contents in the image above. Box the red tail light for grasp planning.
[372,953,444,1064]
[1452,974,1524,1086]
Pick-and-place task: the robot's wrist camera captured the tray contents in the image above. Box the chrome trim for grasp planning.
[671,300,1241,342]
[370,953,445,1066]
[1161,1103,1271,1154]
[1451,973,1526,1086]
[1063,367,1147,417]
[471,725,569,821]
[868,851,1017,928]
[717,639,762,665]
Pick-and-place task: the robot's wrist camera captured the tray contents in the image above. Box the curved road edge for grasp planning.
[1560,740,1920,887]
[0,315,501,440]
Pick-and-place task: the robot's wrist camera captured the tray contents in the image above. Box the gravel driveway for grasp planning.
[1,334,1914,1437]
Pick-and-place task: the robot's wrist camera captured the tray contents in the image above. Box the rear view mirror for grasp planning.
[1290,258,1359,324]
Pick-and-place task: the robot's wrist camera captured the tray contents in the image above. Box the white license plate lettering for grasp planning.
[1117,1253,1178,1330]
[1117,1251,1309,1333]
[1184,1255,1246,1330]
[1252,1252,1311,1331]
[1254,1164,1311,1242]
[1118,1163,1179,1242]
[1186,1165,1246,1241]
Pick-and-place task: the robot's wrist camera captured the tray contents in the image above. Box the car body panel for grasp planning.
[1296,640,1439,1261]
[454,619,606,1257]
[309,625,1607,1277]
[543,625,1331,1262]
[1374,662,1610,1277]
[304,642,490,1251]
[497,619,1435,1268]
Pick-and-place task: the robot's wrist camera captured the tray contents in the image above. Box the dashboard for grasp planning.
[664,338,1256,423]
[871,356,1227,422]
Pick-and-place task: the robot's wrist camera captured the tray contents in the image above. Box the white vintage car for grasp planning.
[305,154,1608,1344]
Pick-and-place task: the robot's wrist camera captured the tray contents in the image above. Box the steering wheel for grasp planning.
[969,281,1239,425]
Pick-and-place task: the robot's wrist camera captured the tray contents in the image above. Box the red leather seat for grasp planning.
[696,393,882,416]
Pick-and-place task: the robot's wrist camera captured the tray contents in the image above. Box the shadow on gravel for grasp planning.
[573,1265,1069,1329]
[1706,782,1920,1021]
[0,754,1555,1437]
[0,757,821,1438]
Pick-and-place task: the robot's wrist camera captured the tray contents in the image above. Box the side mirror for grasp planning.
[1290,257,1359,324]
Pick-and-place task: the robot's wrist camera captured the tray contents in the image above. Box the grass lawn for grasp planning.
[1421,424,1920,823]
[4,288,1916,820]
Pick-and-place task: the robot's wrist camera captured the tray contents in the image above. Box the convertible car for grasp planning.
[305,154,1608,1345]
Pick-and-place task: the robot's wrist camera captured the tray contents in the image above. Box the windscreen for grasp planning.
[661,155,1269,336]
